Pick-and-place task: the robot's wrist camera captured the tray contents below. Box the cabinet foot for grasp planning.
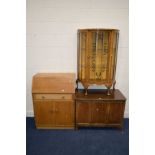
[75,126,79,130]
[107,88,111,95]
[85,89,88,95]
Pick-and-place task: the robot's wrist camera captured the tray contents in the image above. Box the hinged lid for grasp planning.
[32,73,75,94]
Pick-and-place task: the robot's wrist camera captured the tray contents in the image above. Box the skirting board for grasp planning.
[26,111,129,118]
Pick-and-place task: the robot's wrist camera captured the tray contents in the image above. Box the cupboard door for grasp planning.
[108,102,125,124]
[54,101,74,126]
[34,101,55,126]
[76,101,91,123]
[91,102,107,124]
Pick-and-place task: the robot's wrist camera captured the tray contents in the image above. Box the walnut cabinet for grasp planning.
[77,29,119,95]
[75,89,126,129]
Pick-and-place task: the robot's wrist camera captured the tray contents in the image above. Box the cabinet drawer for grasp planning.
[33,94,73,100]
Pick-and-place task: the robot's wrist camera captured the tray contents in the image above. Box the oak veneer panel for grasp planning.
[54,101,74,126]
[34,100,55,126]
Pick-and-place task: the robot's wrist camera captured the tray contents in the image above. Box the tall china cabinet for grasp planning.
[77,29,119,95]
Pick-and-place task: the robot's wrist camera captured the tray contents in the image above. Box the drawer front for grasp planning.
[33,94,73,100]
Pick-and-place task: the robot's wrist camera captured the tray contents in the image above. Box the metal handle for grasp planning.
[61,96,65,99]
[96,108,99,111]
[98,97,102,100]
[42,96,45,99]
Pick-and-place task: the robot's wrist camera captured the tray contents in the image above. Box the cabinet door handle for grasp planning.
[96,108,99,111]
[98,97,102,100]
[55,109,58,112]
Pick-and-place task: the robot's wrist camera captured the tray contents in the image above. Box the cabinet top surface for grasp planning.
[75,89,126,101]
[78,28,119,31]
[33,73,75,77]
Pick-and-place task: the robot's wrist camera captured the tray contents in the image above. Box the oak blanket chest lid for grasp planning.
[75,89,126,101]
[32,73,75,94]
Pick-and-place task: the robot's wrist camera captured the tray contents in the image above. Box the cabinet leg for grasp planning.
[107,87,111,95]
[85,88,88,95]
[75,125,79,130]
[75,79,78,92]
[113,81,116,90]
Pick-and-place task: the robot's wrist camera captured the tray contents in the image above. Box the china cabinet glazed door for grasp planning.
[89,31,109,82]
[77,29,119,95]
[78,31,88,82]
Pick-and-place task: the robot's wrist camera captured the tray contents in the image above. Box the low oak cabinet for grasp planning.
[32,73,75,129]
[75,89,126,129]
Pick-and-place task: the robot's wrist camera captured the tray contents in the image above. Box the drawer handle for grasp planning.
[61,96,65,99]
[61,89,65,92]
[42,96,45,99]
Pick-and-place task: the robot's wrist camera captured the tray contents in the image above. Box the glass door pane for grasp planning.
[79,32,87,80]
[89,31,110,81]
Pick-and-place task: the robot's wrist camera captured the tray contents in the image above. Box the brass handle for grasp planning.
[98,97,102,100]
[61,89,65,92]
[42,96,45,99]
[61,96,65,99]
